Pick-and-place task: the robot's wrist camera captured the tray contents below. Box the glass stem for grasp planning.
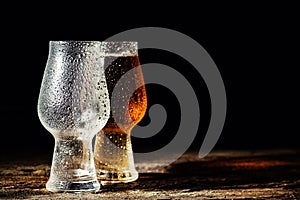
[49,136,97,182]
[94,131,138,184]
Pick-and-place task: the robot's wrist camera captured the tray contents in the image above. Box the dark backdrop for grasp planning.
[0,3,298,159]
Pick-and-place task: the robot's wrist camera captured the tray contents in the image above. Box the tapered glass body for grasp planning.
[94,41,147,184]
[37,41,110,192]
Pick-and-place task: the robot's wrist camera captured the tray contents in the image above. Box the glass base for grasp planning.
[98,169,138,185]
[46,179,100,193]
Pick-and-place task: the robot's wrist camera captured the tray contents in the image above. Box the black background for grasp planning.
[0,3,298,159]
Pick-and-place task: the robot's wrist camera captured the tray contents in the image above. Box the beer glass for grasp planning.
[37,41,110,192]
[94,41,147,184]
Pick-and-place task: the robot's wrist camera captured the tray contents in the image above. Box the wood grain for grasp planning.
[1,149,299,199]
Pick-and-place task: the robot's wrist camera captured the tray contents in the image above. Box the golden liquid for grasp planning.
[94,55,146,182]
[102,55,147,134]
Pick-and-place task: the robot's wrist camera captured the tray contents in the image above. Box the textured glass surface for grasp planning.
[94,41,147,184]
[37,41,110,193]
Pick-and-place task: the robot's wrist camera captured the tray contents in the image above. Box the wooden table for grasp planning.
[1,149,299,199]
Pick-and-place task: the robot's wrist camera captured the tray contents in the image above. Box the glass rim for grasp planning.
[49,40,137,43]
[101,41,138,56]
[49,41,138,56]
[101,41,137,44]
[49,40,101,44]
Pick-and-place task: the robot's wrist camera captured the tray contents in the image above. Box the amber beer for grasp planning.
[94,54,147,184]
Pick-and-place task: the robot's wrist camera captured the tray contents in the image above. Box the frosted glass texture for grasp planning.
[94,41,147,184]
[37,41,110,193]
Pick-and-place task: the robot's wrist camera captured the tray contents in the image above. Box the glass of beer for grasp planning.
[37,41,110,192]
[94,41,147,184]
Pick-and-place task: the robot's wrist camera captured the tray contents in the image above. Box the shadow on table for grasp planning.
[103,149,300,192]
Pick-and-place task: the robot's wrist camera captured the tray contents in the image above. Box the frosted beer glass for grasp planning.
[37,41,110,192]
[94,41,147,184]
